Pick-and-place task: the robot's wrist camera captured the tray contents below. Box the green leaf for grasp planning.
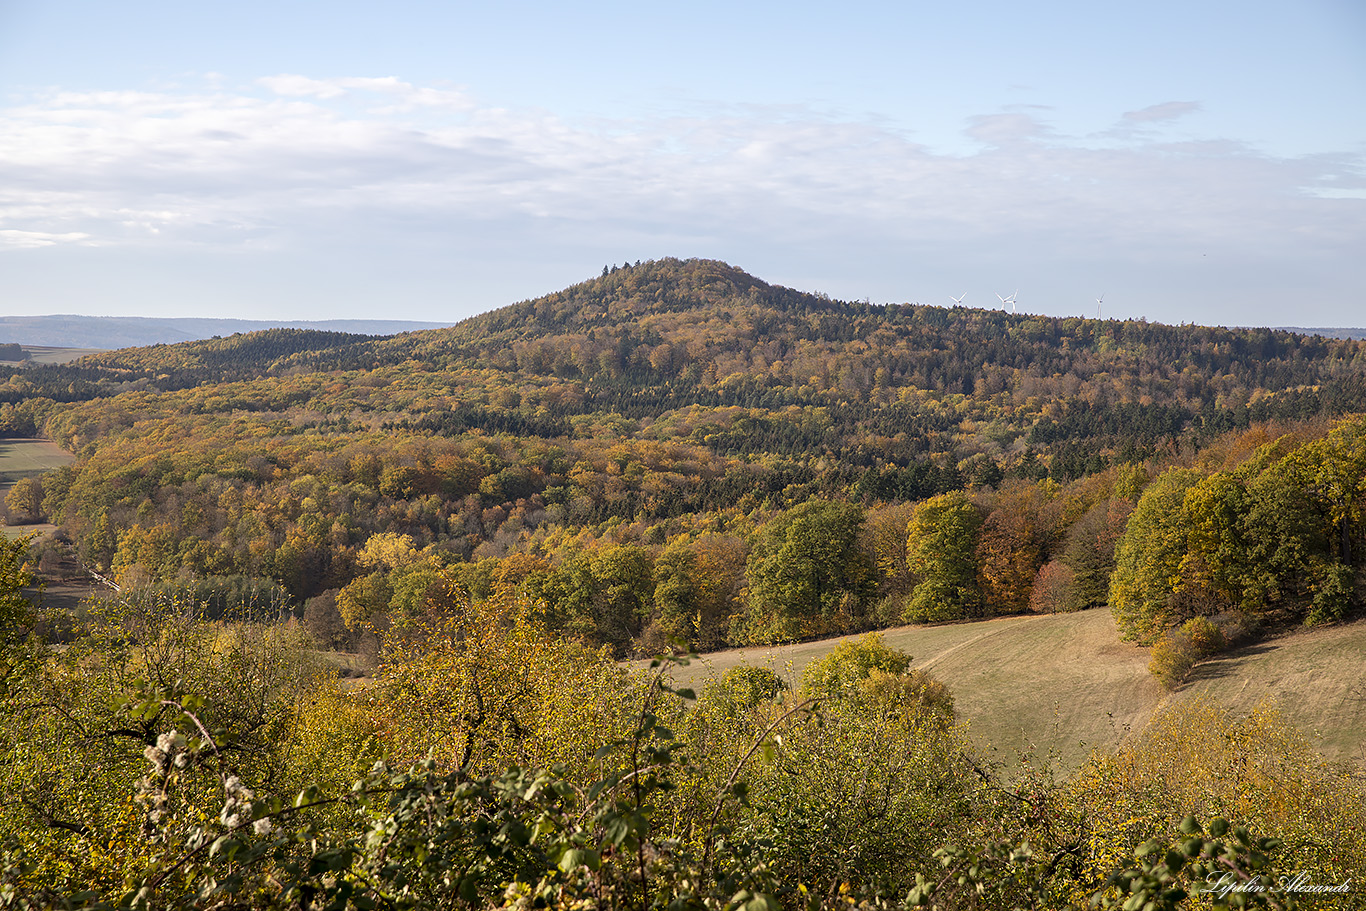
[557,848,600,872]
[744,892,780,911]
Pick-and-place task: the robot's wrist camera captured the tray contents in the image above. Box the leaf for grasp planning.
[557,848,600,872]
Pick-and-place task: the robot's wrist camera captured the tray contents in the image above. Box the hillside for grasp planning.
[5,259,1366,907]
[1,257,1365,660]
[663,609,1366,769]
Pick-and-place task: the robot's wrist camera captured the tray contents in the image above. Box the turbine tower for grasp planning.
[1096,293,1105,320]
[997,290,1018,314]
[951,293,966,306]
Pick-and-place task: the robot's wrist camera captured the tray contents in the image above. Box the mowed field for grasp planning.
[660,610,1366,771]
[0,438,76,539]
[0,346,103,366]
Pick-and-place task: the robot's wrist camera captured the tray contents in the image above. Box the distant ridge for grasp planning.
[1274,327,1366,340]
[0,315,453,350]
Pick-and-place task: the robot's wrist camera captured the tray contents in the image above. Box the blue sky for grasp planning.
[1,0,1362,328]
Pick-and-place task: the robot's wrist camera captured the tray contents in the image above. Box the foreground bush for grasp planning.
[1,572,1360,908]
[1064,699,1366,908]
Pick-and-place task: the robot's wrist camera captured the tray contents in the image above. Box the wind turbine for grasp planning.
[1096,293,1105,320]
[997,290,1018,314]
[950,293,966,306]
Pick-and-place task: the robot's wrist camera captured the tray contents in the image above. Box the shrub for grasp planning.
[1211,609,1255,645]
[1180,615,1226,656]
[700,665,787,716]
[857,667,955,722]
[1065,700,1366,908]
[1149,630,1197,689]
[799,632,911,698]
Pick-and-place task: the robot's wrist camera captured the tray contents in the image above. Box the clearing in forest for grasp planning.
[662,610,1366,770]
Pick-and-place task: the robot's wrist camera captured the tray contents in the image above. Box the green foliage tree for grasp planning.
[1110,468,1203,642]
[904,491,984,622]
[0,535,33,633]
[3,479,44,525]
[525,545,655,656]
[741,500,874,644]
[1059,497,1132,608]
[650,541,702,647]
[336,569,393,630]
[0,536,35,659]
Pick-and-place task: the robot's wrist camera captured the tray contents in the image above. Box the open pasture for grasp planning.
[0,346,103,365]
[662,609,1366,770]
[0,438,74,484]
[0,439,75,537]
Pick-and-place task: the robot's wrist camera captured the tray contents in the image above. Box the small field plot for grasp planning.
[1,524,60,541]
[1178,621,1366,765]
[20,347,105,365]
[0,438,74,484]
[0,347,104,366]
[659,610,1161,770]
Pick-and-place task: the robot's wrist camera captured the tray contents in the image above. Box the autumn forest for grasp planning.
[2,258,1365,909]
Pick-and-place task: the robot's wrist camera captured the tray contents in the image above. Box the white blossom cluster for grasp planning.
[135,729,188,833]
[144,729,189,772]
[222,774,272,835]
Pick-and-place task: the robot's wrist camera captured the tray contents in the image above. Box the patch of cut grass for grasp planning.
[658,610,1366,770]
[0,438,74,485]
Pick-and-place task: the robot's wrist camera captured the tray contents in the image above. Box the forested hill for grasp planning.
[5,257,1366,657]
[37,257,1366,438]
[325,259,1366,414]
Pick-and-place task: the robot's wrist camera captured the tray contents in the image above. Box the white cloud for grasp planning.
[256,74,352,99]
[0,229,92,248]
[963,112,1051,145]
[0,78,1360,323]
[256,74,474,113]
[1123,101,1201,123]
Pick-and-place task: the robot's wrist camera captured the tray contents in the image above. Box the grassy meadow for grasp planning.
[0,438,74,539]
[662,609,1366,770]
[0,438,74,483]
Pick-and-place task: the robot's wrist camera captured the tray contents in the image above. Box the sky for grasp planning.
[0,0,1363,329]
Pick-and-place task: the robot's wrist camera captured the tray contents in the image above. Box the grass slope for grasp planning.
[0,438,74,483]
[0,438,75,540]
[664,610,1366,770]
[1180,622,1366,765]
